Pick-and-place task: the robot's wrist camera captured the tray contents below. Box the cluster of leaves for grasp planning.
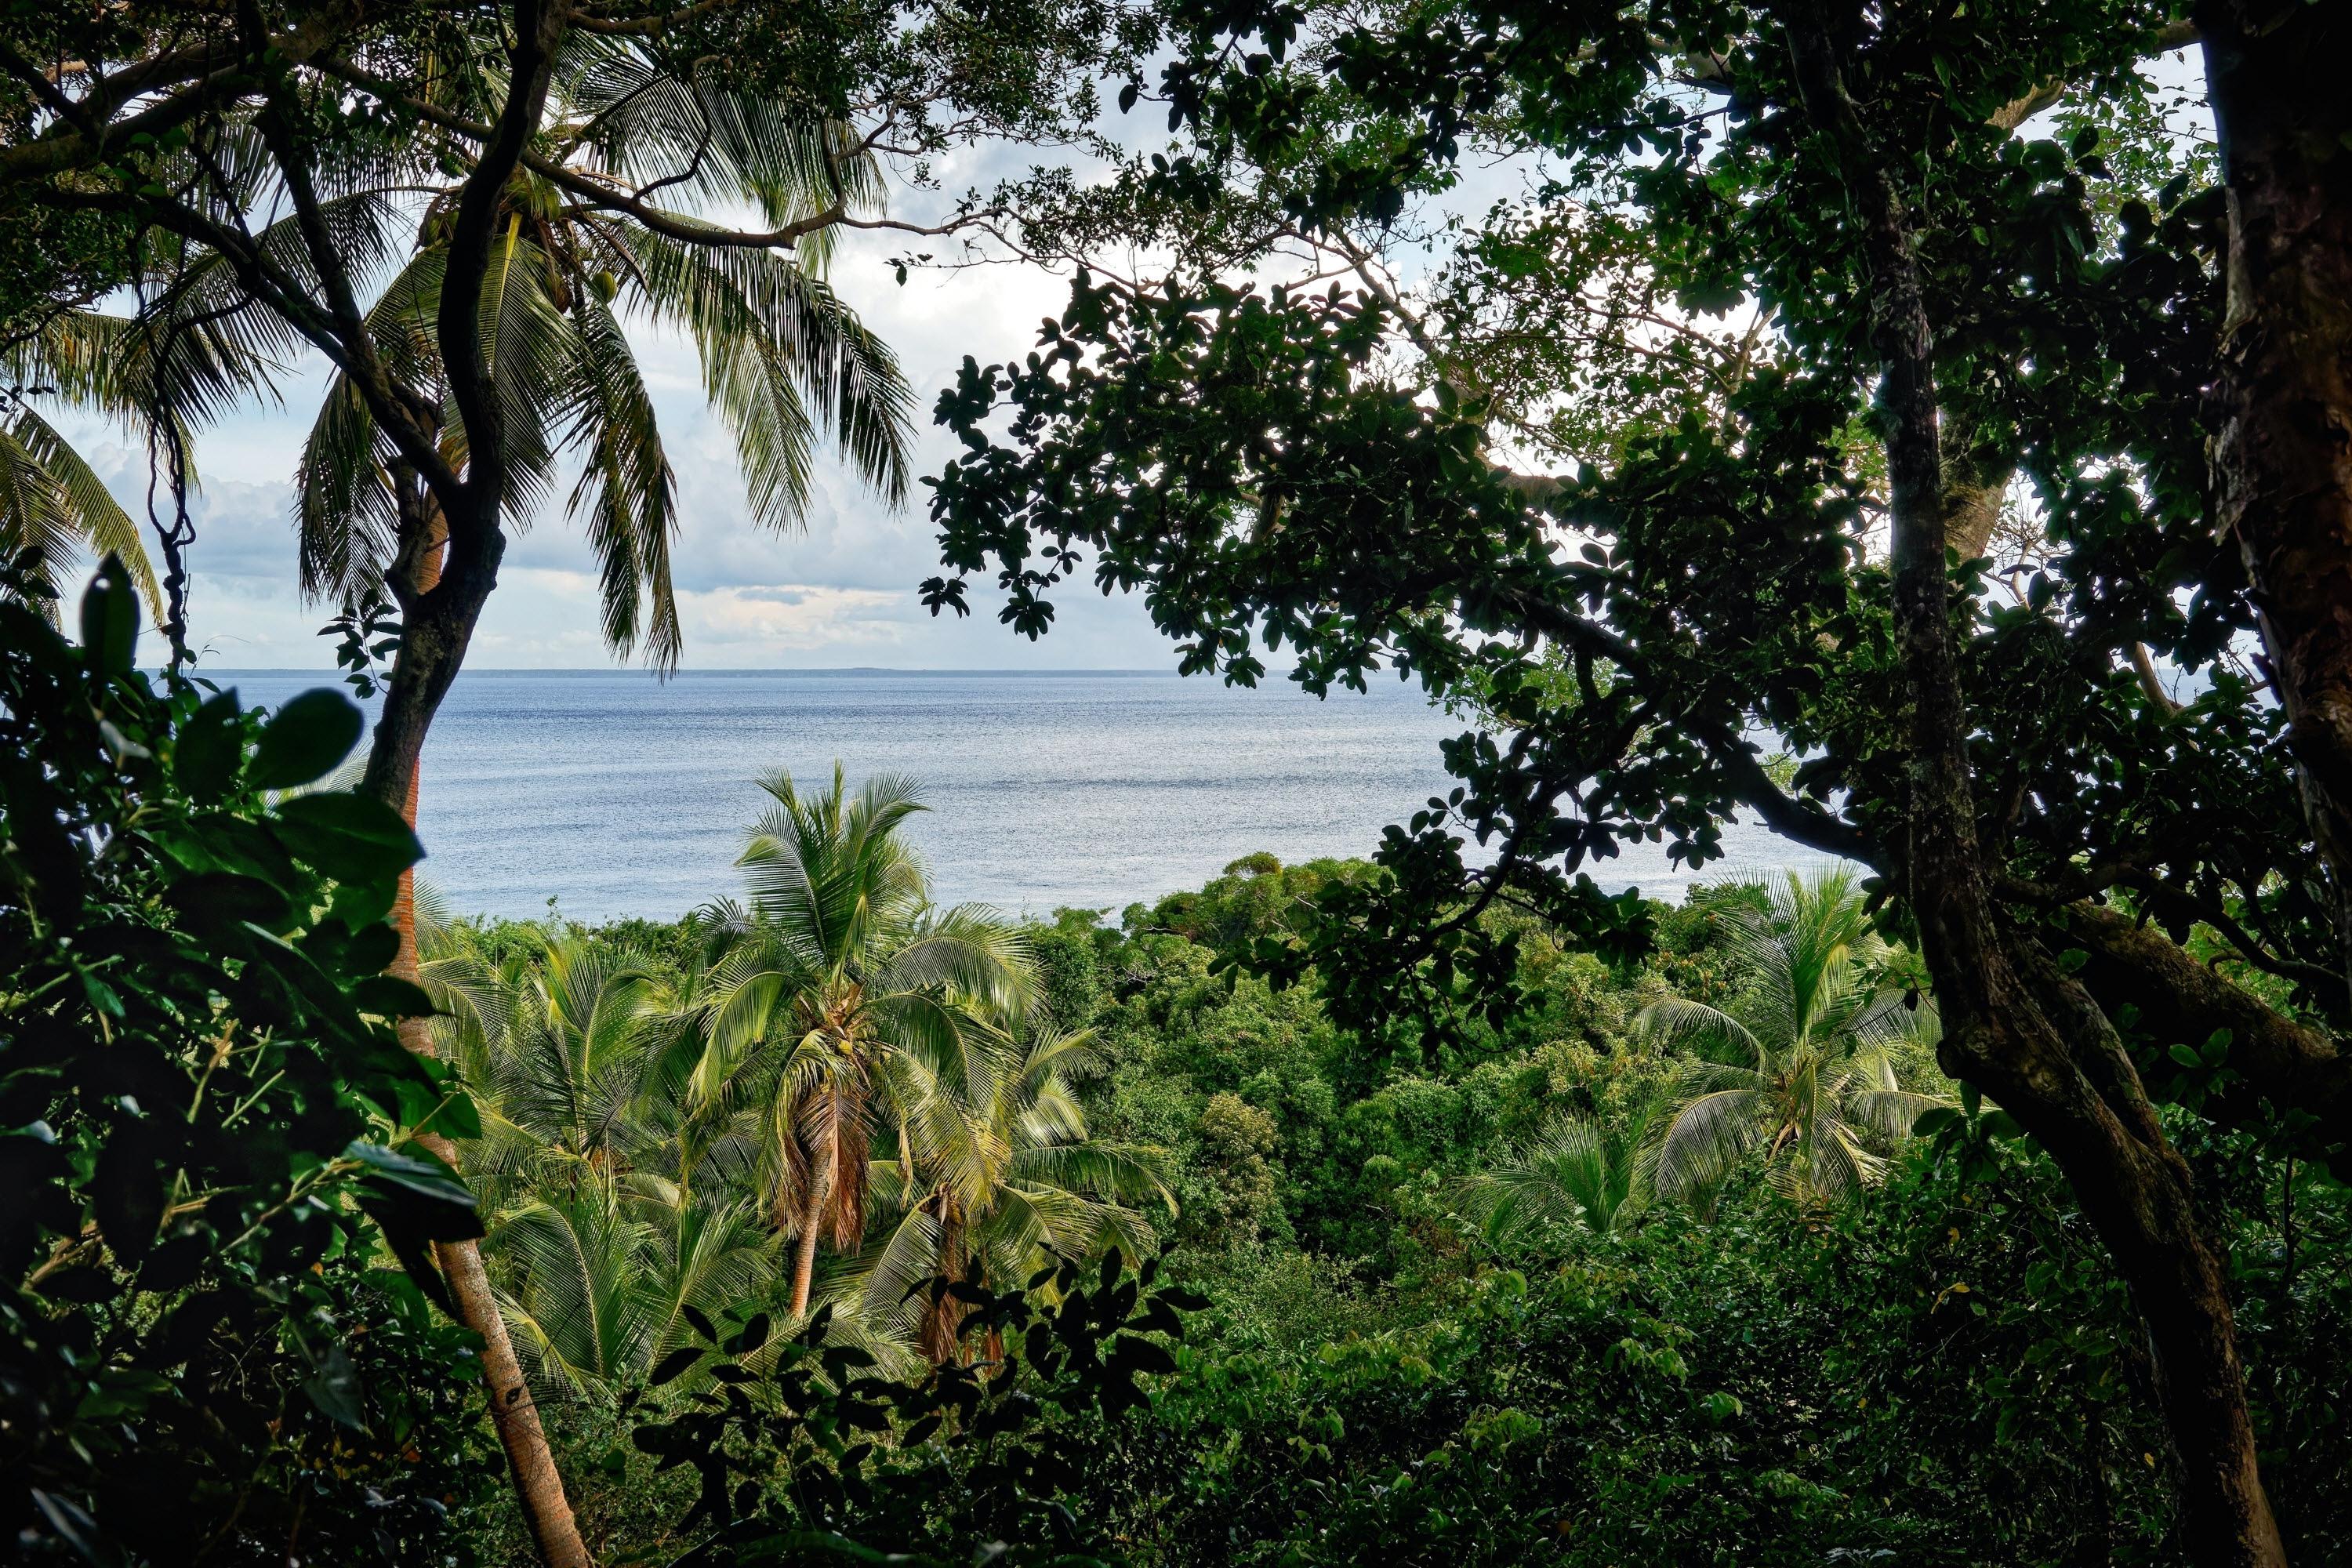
[919,0,2352,1106]
[626,1250,1201,1566]
[0,554,492,1563]
[977,1145,2346,1565]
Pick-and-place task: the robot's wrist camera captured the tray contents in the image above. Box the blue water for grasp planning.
[207,669,1826,921]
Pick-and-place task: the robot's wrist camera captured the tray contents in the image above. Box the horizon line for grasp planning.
[190,665,1190,677]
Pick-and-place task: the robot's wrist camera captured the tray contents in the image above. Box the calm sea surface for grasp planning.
[209,670,1824,921]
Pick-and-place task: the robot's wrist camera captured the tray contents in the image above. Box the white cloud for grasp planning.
[54,169,1162,673]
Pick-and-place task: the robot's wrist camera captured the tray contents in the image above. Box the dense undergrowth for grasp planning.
[450,855,2351,1566]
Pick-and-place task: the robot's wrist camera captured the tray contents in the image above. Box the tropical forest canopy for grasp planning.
[4,2,2352,1566]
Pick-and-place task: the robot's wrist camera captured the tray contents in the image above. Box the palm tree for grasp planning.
[1,285,287,622]
[0,384,157,619]
[292,44,909,671]
[489,1179,775,1399]
[431,934,676,1201]
[1451,1114,1644,1243]
[16,36,916,1566]
[1642,869,1949,1205]
[270,56,913,1552]
[423,927,775,1398]
[855,1022,1174,1363]
[681,766,1034,1317]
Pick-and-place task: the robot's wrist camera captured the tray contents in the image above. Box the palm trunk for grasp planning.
[920,1207,968,1366]
[789,1185,826,1316]
[383,500,589,1568]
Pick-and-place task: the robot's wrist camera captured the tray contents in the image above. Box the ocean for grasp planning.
[209,668,1830,922]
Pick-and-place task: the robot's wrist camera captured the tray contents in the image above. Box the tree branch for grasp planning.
[1490,583,1878,865]
[2064,898,2352,1152]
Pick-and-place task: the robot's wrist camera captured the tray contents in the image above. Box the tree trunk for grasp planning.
[1940,440,2011,564]
[919,1210,968,1366]
[2064,898,2352,1149]
[379,496,588,1568]
[1780,9,2285,1560]
[414,1134,590,1568]
[2201,0,2352,985]
[789,1186,826,1316]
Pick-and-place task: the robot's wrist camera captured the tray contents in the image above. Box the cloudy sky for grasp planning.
[60,150,1176,674]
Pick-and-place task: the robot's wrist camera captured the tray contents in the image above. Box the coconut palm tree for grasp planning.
[853,1023,1174,1363]
[274,61,913,1544]
[1,282,289,622]
[0,389,157,619]
[430,934,677,1202]
[1642,869,1949,1205]
[423,927,775,1398]
[1451,1113,1645,1243]
[681,765,1034,1318]
[488,1178,775,1399]
[16,36,918,1565]
[291,42,909,671]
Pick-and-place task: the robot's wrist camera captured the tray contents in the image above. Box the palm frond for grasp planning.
[558,291,680,666]
[0,405,161,617]
[1653,1087,1768,1202]
[1638,995,1765,1067]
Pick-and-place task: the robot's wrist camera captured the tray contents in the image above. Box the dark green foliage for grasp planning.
[437,857,2347,1566]
[1042,1160,2172,1566]
[625,1252,1202,1565]
[0,554,490,1563]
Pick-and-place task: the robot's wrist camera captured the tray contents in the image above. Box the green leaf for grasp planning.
[303,1344,368,1430]
[34,1265,118,1305]
[249,690,365,789]
[165,871,296,936]
[724,1312,771,1355]
[2168,1043,2203,1069]
[79,555,138,673]
[1109,1334,1176,1376]
[270,789,423,884]
[174,692,245,804]
[411,1085,481,1142]
[347,1141,477,1220]
[1911,1106,1962,1138]
[350,975,435,1020]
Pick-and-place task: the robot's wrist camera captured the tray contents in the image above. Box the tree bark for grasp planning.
[2201,0,2352,988]
[2064,899,2352,1152]
[1781,7,2285,1559]
[421,1130,593,1568]
[365,9,588,1563]
[1940,440,2011,564]
[381,499,590,1568]
[789,1187,826,1316]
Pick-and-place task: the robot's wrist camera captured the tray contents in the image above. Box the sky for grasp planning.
[60,146,1179,673]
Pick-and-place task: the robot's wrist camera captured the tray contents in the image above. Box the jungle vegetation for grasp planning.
[6,0,2352,1565]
